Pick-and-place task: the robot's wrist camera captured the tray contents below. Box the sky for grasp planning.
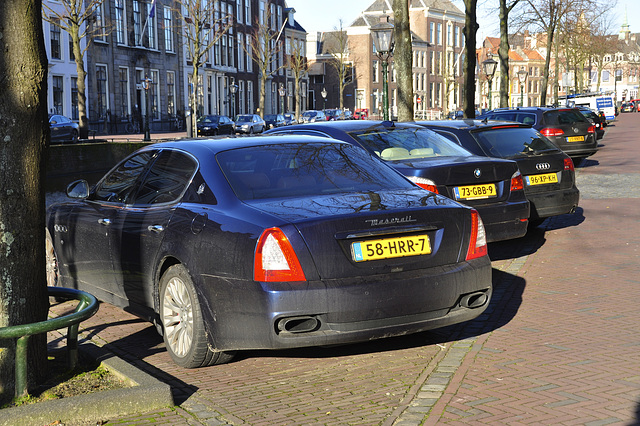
[285,0,639,40]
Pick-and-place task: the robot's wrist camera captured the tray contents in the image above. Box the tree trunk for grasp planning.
[498,0,510,108]
[393,0,413,122]
[0,0,49,402]
[463,0,479,118]
[71,22,89,139]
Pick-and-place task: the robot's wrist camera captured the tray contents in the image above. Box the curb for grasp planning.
[0,343,174,426]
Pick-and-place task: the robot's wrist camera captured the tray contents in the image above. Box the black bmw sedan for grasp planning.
[267,120,530,242]
[416,120,580,226]
[46,136,492,368]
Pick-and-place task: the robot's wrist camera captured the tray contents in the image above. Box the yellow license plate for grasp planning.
[351,234,431,262]
[453,183,497,200]
[567,136,584,142]
[525,173,558,186]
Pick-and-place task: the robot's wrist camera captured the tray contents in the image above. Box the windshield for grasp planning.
[349,127,473,161]
[302,111,316,117]
[199,116,219,124]
[264,115,277,121]
[472,127,559,158]
[217,142,413,200]
[236,115,251,123]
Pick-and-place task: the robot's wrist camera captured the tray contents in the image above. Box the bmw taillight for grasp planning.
[465,210,488,261]
[587,125,596,134]
[406,176,439,194]
[254,228,306,282]
[564,157,575,171]
[541,128,564,137]
[510,170,524,192]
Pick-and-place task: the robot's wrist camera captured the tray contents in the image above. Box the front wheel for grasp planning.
[159,265,234,368]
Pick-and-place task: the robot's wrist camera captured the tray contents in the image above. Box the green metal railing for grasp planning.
[0,287,99,398]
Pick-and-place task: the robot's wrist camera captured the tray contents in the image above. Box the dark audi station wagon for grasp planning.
[417,120,580,226]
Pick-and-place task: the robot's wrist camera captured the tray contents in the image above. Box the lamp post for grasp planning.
[229,78,238,120]
[357,91,363,109]
[279,84,286,114]
[482,53,498,111]
[370,16,394,121]
[141,75,152,141]
[321,87,327,110]
[517,69,528,107]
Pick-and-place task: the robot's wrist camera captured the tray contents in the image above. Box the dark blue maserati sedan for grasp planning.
[46,136,492,368]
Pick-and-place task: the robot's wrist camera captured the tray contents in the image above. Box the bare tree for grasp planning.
[463,0,479,118]
[498,0,523,107]
[246,6,285,117]
[177,0,231,132]
[393,0,413,121]
[43,0,108,139]
[0,0,49,402]
[287,39,307,122]
[324,21,352,111]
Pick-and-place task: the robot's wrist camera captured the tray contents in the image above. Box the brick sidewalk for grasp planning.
[48,113,640,425]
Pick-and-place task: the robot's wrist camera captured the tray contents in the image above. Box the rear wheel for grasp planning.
[159,264,234,368]
[70,129,79,143]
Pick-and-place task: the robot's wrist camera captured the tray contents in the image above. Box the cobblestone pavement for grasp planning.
[47,113,640,425]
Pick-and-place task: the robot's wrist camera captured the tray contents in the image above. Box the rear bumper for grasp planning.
[196,256,492,351]
[526,185,580,219]
[553,135,598,158]
[473,200,530,242]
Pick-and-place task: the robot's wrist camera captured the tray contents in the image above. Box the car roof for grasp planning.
[416,119,530,131]
[283,120,423,133]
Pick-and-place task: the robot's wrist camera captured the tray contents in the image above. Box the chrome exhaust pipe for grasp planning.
[276,316,320,334]
[460,291,489,309]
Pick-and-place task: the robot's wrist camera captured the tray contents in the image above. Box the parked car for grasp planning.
[235,114,265,134]
[264,114,286,129]
[354,108,369,120]
[621,102,635,113]
[324,109,346,121]
[477,107,598,160]
[416,120,580,227]
[575,107,606,140]
[46,136,492,368]
[630,99,640,112]
[49,114,79,143]
[196,115,235,136]
[343,110,355,120]
[267,120,530,242]
[283,113,296,125]
[300,110,327,123]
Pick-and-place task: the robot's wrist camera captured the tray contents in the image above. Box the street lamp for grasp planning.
[517,69,528,107]
[357,91,363,109]
[370,16,394,120]
[229,78,238,119]
[482,52,498,111]
[141,75,152,141]
[279,84,286,114]
[321,87,327,110]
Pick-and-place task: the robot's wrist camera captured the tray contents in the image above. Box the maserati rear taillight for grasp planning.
[254,228,306,282]
[564,157,575,171]
[406,176,439,194]
[540,128,564,137]
[466,210,488,261]
[510,170,524,192]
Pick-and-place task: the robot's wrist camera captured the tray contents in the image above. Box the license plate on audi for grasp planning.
[567,136,584,142]
[351,234,431,262]
[453,183,497,200]
[525,173,558,186]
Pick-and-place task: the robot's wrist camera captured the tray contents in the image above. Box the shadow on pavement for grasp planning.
[542,207,585,231]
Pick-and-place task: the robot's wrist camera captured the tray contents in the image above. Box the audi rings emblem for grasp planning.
[53,224,68,233]
[535,162,551,171]
[474,168,482,178]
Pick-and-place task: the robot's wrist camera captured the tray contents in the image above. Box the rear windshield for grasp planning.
[217,142,413,200]
[348,127,472,161]
[543,109,588,125]
[471,127,560,158]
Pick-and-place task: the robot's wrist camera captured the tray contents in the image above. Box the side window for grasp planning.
[516,113,536,125]
[495,112,517,122]
[92,151,158,203]
[132,150,198,205]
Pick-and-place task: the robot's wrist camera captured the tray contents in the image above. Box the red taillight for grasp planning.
[466,210,488,261]
[541,128,564,137]
[510,170,524,192]
[406,176,439,194]
[564,157,575,171]
[587,125,596,134]
[254,228,306,282]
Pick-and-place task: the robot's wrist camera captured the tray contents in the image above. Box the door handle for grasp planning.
[147,225,164,233]
[98,218,111,226]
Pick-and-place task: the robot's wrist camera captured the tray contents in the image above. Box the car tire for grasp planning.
[45,228,59,287]
[249,127,254,135]
[70,129,79,143]
[159,264,234,368]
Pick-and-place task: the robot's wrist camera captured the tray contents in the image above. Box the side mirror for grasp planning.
[66,179,90,199]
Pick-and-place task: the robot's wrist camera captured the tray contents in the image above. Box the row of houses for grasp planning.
[44,0,640,133]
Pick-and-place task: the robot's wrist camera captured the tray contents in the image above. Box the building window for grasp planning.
[238,33,244,71]
[115,0,126,44]
[373,60,379,83]
[71,77,78,120]
[237,0,243,24]
[246,36,252,72]
[164,7,174,52]
[437,23,442,45]
[429,22,434,44]
[454,26,460,48]
[118,67,130,119]
[151,70,159,119]
[239,80,245,114]
[94,3,106,42]
[50,20,61,59]
[133,1,142,46]
[52,76,64,114]
[245,0,251,25]
[247,80,254,113]
[146,0,157,49]
[96,65,108,118]
[167,71,176,116]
